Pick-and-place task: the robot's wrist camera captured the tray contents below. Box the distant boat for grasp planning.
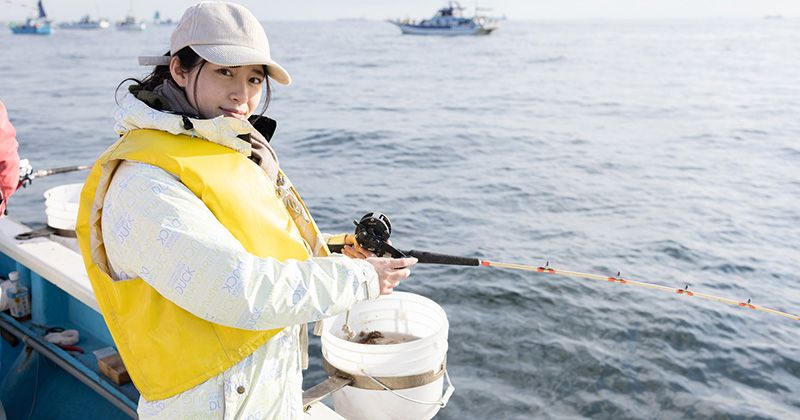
[116,15,145,31]
[389,1,500,36]
[9,0,52,35]
[152,10,174,26]
[58,15,110,30]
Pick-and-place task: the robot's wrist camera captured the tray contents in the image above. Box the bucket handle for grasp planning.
[360,369,455,408]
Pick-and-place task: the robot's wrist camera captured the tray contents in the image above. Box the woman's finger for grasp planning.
[390,257,418,269]
[394,268,411,280]
[354,242,377,258]
[343,245,363,259]
[357,246,375,259]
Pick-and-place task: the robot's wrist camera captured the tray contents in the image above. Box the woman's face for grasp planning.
[171,58,265,120]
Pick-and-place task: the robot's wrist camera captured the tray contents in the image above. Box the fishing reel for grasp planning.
[351,212,407,258]
[329,212,480,266]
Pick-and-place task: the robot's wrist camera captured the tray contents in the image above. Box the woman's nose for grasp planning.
[230,90,244,103]
[230,81,249,103]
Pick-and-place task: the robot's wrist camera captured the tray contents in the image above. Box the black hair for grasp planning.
[115,47,272,120]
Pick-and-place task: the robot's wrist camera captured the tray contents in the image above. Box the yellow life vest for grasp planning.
[77,129,325,401]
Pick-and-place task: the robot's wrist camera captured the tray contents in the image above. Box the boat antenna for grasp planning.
[0,0,37,13]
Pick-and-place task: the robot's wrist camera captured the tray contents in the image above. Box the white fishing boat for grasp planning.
[58,15,110,30]
[116,16,145,31]
[389,1,500,36]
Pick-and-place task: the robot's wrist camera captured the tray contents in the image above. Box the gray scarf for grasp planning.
[152,79,199,117]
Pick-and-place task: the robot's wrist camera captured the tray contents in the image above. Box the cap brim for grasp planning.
[191,45,291,85]
[138,55,171,66]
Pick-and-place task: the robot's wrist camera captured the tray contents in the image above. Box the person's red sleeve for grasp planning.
[0,100,21,215]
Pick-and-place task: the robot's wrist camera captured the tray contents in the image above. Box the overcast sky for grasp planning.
[1,0,797,21]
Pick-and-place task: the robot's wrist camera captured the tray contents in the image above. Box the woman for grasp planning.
[76,2,417,418]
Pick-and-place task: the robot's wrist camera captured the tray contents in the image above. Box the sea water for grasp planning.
[1,19,799,419]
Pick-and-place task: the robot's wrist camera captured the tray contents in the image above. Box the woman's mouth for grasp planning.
[220,107,246,119]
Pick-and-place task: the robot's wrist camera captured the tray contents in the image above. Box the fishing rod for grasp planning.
[18,159,93,187]
[328,212,800,322]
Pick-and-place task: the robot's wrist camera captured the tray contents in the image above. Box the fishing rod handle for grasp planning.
[327,242,480,266]
[326,233,350,255]
[403,250,481,266]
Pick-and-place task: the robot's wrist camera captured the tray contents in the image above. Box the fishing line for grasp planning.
[481,260,800,321]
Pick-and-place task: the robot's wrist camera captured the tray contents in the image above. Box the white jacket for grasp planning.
[103,94,379,419]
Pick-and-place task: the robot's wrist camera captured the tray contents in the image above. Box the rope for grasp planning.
[44,329,80,346]
[481,260,800,321]
[360,369,455,407]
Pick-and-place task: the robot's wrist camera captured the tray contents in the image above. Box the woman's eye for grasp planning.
[250,77,263,85]
[218,69,233,76]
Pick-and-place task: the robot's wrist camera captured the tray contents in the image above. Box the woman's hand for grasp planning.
[342,236,415,294]
[364,256,418,295]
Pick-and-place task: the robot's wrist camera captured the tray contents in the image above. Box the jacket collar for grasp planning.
[115,93,279,156]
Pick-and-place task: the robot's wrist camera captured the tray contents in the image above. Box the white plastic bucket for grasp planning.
[43,183,82,230]
[321,292,453,420]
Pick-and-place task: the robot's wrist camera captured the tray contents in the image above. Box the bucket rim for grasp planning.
[321,291,449,351]
[43,182,83,198]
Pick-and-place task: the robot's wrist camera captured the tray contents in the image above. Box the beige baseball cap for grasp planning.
[138,1,291,85]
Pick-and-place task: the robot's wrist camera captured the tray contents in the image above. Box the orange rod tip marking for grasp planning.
[481,261,490,267]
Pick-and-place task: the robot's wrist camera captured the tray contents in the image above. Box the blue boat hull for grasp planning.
[0,234,137,418]
[9,25,52,35]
